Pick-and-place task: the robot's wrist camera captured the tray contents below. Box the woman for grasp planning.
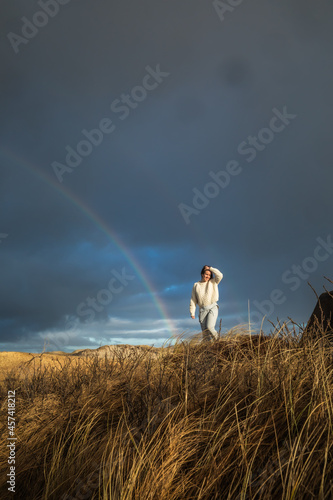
[190,265,223,341]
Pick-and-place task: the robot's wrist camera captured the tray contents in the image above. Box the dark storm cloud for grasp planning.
[1,0,333,350]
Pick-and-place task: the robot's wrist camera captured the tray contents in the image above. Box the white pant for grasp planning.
[199,303,219,341]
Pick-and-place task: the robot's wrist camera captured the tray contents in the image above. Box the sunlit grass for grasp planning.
[1,323,333,499]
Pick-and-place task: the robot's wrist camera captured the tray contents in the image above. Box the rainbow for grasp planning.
[1,147,177,338]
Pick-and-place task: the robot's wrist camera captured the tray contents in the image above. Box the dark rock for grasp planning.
[304,291,333,340]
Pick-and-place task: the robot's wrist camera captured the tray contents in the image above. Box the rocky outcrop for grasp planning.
[303,290,333,340]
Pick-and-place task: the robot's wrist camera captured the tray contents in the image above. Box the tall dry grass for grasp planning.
[1,324,333,499]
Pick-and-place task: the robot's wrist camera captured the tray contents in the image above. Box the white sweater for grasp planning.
[190,267,223,317]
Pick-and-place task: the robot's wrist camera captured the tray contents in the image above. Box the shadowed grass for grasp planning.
[1,324,333,499]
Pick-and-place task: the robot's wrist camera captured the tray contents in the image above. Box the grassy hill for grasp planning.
[1,325,333,499]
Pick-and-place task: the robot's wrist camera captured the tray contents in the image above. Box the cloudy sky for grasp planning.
[1,0,332,352]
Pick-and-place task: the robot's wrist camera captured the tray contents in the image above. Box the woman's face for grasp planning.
[201,270,211,282]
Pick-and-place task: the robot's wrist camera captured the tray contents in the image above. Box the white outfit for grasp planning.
[190,267,223,341]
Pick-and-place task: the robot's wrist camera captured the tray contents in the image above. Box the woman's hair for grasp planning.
[200,266,214,280]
